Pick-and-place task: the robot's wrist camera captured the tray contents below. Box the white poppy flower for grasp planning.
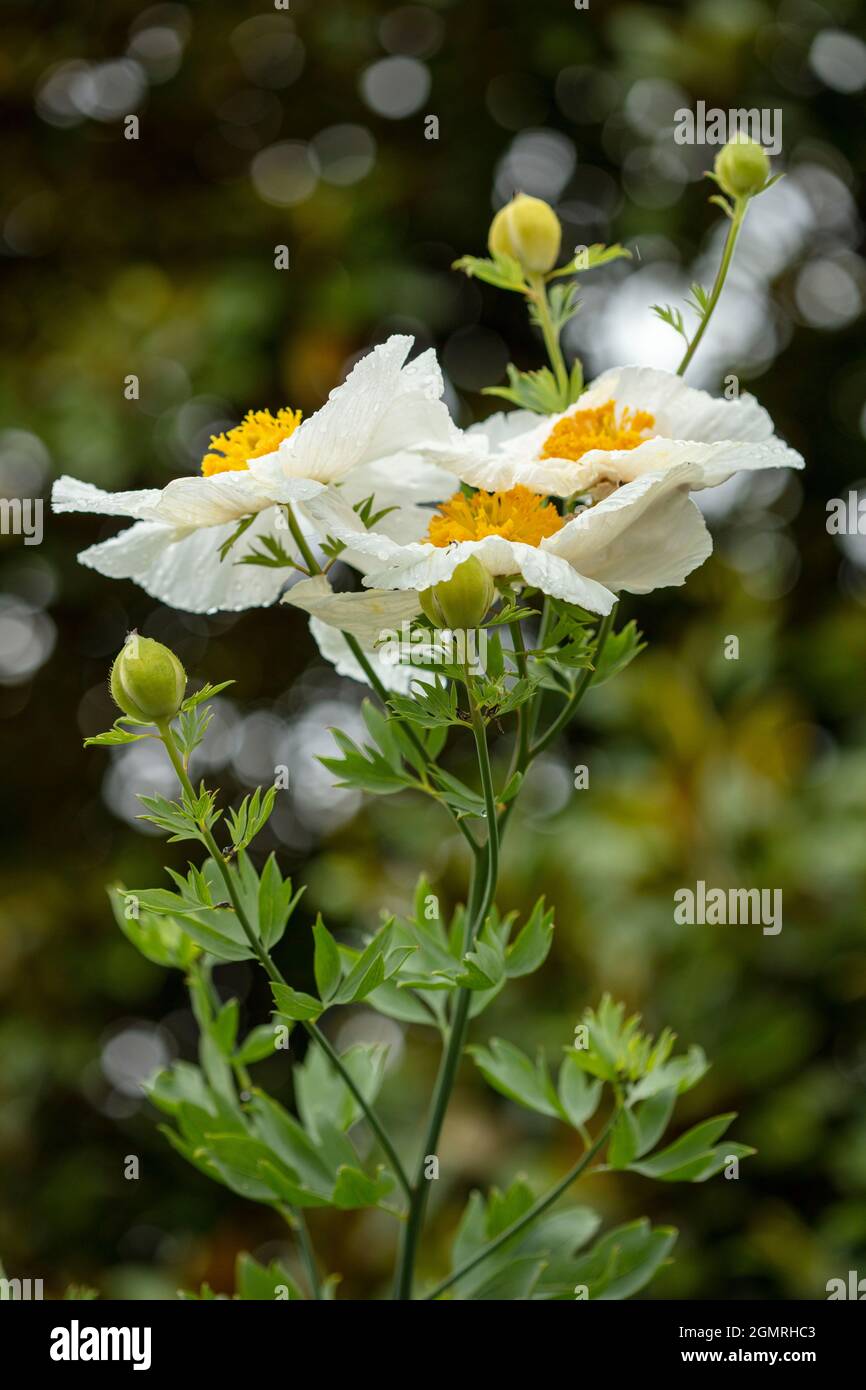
[51,335,459,613]
[418,365,805,499]
[301,464,714,619]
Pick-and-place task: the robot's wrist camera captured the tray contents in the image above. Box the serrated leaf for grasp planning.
[469,1038,562,1118]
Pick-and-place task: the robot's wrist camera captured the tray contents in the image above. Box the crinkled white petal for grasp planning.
[75,506,313,613]
[544,464,713,593]
[417,364,804,498]
[285,575,431,692]
[52,470,290,527]
[284,574,421,643]
[252,335,459,488]
[337,451,459,507]
[486,435,804,498]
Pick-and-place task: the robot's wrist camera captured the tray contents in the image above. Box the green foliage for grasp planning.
[451,250,527,293]
[470,996,753,1199]
[485,359,584,413]
[225,785,277,852]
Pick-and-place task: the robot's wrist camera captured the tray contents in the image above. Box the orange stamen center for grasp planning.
[201,408,302,477]
[542,399,655,464]
[427,485,564,547]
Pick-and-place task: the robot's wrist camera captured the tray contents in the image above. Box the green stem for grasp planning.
[508,619,530,775]
[285,504,320,575]
[279,1205,323,1300]
[393,672,500,1300]
[156,720,412,1200]
[528,272,569,401]
[423,1114,616,1300]
[676,198,746,378]
[305,1020,411,1198]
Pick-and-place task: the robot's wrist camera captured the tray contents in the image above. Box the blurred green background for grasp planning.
[1,0,865,1300]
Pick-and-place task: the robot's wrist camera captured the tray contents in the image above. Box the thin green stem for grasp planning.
[508,619,530,775]
[528,272,569,400]
[393,671,500,1300]
[278,1205,323,1300]
[285,504,320,575]
[156,720,411,1199]
[676,198,746,378]
[423,1114,616,1300]
[304,1020,411,1198]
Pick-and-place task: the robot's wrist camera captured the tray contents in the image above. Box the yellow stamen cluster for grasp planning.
[201,408,302,477]
[541,400,655,463]
[427,485,564,547]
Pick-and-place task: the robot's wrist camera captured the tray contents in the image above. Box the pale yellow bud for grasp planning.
[488,193,562,274]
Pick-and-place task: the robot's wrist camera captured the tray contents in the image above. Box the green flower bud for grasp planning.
[714,135,770,199]
[419,557,495,631]
[110,634,187,723]
[488,193,562,274]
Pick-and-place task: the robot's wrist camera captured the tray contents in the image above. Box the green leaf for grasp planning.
[548,242,631,279]
[312,916,342,1003]
[108,887,199,970]
[226,785,277,853]
[557,1052,602,1130]
[632,1088,677,1158]
[334,921,401,1005]
[569,1219,677,1299]
[85,719,151,747]
[256,853,304,950]
[484,363,566,415]
[212,999,240,1056]
[295,1041,390,1138]
[608,1107,641,1170]
[628,1113,752,1181]
[271,982,323,1022]
[504,899,554,978]
[218,515,256,562]
[469,1039,562,1118]
[452,250,528,293]
[592,620,646,687]
[234,1024,279,1066]
[235,1253,303,1301]
[181,681,235,711]
[331,1165,395,1210]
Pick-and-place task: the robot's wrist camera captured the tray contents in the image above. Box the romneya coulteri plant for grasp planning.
[54,135,803,1302]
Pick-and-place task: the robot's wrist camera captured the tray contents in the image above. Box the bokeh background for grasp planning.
[1,0,865,1300]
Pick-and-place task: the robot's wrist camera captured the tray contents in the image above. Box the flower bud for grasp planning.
[714,135,770,199]
[488,193,562,274]
[110,634,187,723]
[419,557,495,631]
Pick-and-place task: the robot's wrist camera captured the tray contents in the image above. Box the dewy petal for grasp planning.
[284,574,421,643]
[544,464,713,594]
[285,574,430,692]
[52,469,305,527]
[415,364,804,498]
[255,335,459,487]
[74,506,315,613]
